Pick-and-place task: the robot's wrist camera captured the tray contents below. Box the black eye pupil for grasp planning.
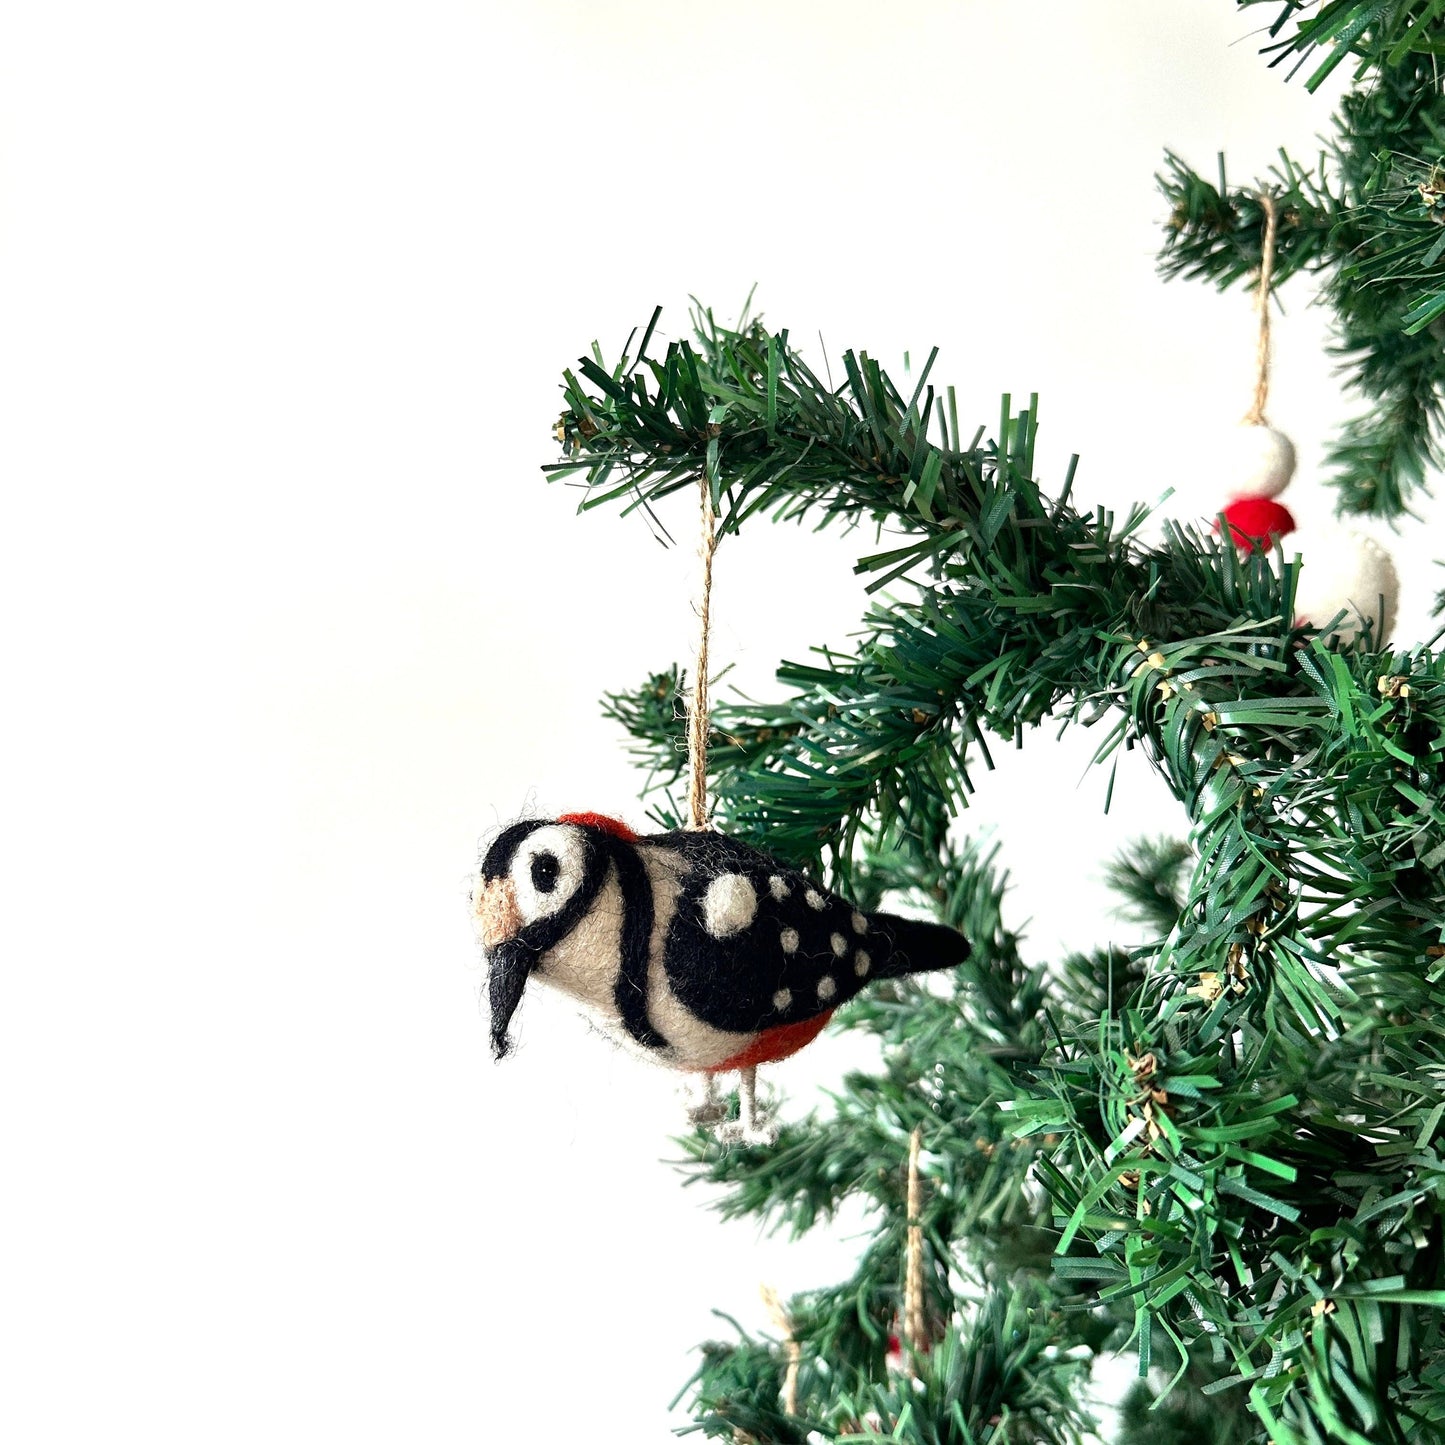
[530,853,560,893]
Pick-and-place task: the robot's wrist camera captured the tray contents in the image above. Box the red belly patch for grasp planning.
[706,1011,834,1074]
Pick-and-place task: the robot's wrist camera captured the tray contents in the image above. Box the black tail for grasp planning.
[870,911,970,980]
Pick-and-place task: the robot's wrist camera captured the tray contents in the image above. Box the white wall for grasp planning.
[3,3,1438,1441]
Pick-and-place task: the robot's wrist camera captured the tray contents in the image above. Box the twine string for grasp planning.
[1245,191,1279,426]
[903,1126,925,1367]
[760,1284,801,1416]
[686,474,718,832]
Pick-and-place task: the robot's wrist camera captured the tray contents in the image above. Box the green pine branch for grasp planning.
[679,1285,1098,1445]
[1102,837,1193,937]
[1157,148,1339,291]
[1239,0,1445,93]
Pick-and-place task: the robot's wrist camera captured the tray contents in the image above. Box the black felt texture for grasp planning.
[646,829,970,1037]
[481,820,542,880]
[530,853,560,894]
[487,950,530,1060]
[609,840,668,1050]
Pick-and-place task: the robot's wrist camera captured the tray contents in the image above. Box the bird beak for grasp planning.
[473,876,532,1059]
[487,944,533,1059]
[473,877,523,949]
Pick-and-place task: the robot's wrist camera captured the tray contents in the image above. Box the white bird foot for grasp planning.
[712,1065,777,1146]
[686,1097,729,1127]
[682,1073,729,1128]
[714,1115,779,1147]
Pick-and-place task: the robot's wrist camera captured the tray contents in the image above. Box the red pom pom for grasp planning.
[557,811,639,842]
[1216,497,1296,550]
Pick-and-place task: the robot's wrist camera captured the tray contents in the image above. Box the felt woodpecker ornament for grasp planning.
[472,812,970,1142]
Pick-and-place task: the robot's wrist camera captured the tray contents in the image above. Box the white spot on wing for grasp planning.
[852,911,868,935]
[768,875,790,901]
[772,988,792,1011]
[702,873,757,938]
[780,927,799,954]
[830,933,848,958]
[804,888,826,911]
[854,950,871,977]
[817,975,836,1000]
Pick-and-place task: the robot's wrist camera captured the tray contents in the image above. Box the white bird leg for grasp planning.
[716,1065,777,1145]
[682,1070,727,1127]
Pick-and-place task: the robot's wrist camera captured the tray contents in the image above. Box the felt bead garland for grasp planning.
[1210,194,1299,553]
[1204,190,1398,645]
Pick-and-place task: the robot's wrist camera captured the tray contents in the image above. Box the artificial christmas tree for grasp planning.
[498,7,1445,1441]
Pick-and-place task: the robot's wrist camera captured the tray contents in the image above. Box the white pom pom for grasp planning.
[1290,528,1399,646]
[1221,424,1296,501]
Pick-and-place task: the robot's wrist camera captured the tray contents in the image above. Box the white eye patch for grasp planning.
[511,825,588,923]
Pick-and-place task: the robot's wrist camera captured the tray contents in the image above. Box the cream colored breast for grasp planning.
[637,844,753,1071]
[536,868,626,1018]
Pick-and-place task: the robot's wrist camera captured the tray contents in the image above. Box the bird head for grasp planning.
[473,814,632,1058]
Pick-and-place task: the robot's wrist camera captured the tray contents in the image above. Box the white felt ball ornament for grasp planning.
[1220,423,1296,502]
[1290,528,1400,646]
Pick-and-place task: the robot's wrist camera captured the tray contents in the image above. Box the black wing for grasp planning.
[647,832,967,1036]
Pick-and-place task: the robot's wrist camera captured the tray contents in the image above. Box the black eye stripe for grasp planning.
[481,820,547,880]
[530,852,561,894]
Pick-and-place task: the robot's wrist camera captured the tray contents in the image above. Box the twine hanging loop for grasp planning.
[1244,191,1279,427]
[903,1126,926,1368]
[760,1284,801,1416]
[686,475,718,832]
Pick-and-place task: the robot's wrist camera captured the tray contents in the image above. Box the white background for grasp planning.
[4,3,1441,1441]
